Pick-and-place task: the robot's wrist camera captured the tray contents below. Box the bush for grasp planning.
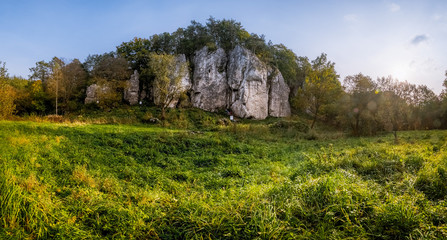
[269,119,309,132]
[0,81,16,119]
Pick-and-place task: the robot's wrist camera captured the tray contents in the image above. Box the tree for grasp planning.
[295,53,342,129]
[117,38,151,73]
[86,53,131,110]
[149,53,188,119]
[206,17,250,52]
[61,59,88,111]
[0,63,16,119]
[342,73,378,136]
[0,61,8,79]
[47,57,64,115]
[29,80,48,114]
[29,60,52,84]
[439,70,447,128]
[271,44,302,89]
[375,76,413,141]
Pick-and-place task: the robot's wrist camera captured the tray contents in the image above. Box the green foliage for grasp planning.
[0,64,17,119]
[294,53,343,129]
[0,120,446,239]
[149,53,188,119]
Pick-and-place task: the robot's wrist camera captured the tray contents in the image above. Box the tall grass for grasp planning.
[0,119,446,239]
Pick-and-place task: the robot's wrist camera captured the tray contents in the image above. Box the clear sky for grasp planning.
[1,0,446,93]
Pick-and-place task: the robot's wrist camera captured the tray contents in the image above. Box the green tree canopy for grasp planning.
[295,53,342,129]
[149,53,188,119]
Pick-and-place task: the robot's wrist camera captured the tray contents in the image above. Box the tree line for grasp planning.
[1,17,446,136]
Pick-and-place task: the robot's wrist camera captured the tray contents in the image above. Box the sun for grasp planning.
[390,64,410,81]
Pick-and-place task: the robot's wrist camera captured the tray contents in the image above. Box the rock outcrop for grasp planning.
[84,84,98,104]
[227,46,270,119]
[192,46,291,119]
[84,83,114,104]
[124,70,140,105]
[191,47,228,111]
[268,70,292,117]
[85,46,291,120]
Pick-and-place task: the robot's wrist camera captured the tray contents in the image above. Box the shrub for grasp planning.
[0,81,16,119]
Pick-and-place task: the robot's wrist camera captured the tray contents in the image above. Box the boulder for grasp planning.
[124,70,140,105]
[191,47,228,112]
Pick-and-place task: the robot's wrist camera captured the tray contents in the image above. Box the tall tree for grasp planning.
[46,58,64,115]
[343,73,378,135]
[440,70,447,128]
[296,53,342,129]
[85,53,131,109]
[61,59,88,111]
[29,60,52,84]
[0,61,8,79]
[0,63,16,119]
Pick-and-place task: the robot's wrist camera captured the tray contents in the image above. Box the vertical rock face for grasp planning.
[228,46,269,119]
[187,45,291,119]
[268,70,292,117]
[124,70,140,105]
[191,47,228,112]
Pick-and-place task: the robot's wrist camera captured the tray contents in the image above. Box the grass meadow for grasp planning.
[1,114,447,239]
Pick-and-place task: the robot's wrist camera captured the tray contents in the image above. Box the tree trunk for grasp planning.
[354,114,360,136]
[161,107,166,120]
[311,111,318,129]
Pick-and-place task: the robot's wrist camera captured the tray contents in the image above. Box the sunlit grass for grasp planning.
[0,120,446,239]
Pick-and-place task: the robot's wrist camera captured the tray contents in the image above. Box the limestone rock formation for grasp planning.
[191,45,291,119]
[268,70,292,117]
[228,45,269,119]
[124,70,140,105]
[84,46,291,120]
[84,84,98,104]
[84,83,114,104]
[191,47,228,112]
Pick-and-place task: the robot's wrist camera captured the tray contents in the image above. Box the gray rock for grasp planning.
[84,83,114,104]
[84,84,98,104]
[190,45,291,119]
[268,70,292,117]
[191,47,228,112]
[228,45,269,119]
[84,46,291,120]
[124,70,140,105]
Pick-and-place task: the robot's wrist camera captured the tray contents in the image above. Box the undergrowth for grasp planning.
[0,118,446,239]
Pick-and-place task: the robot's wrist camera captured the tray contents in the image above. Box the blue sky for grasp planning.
[1,0,446,93]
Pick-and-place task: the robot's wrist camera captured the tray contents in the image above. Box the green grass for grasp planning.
[0,118,447,239]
